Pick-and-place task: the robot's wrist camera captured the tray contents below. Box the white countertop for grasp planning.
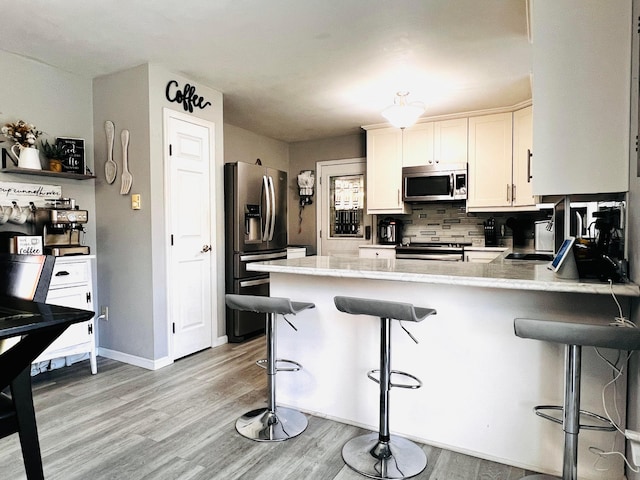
[248,255,640,296]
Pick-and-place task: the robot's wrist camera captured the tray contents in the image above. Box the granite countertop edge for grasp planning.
[248,256,640,297]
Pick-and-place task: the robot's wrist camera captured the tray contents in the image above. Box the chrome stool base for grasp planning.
[342,432,427,480]
[236,406,308,442]
[520,476,557,480]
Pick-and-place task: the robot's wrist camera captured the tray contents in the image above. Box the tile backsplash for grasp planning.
[381,202,550,247]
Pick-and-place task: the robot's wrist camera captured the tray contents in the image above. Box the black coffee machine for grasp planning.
[378,217,403,245]
[574,207,626,282]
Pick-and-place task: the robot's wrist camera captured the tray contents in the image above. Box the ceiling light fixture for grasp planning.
[381,91,425,129]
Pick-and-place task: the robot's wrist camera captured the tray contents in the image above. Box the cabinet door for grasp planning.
[435,118,468,165]
[403,123,434,167]
[531,0,631,195]
[512,106,536,207]
[467,113,513,208]
[359,247,396,259]
[43,285,92,352]
[465,251,502,263]
[366,128,409,214]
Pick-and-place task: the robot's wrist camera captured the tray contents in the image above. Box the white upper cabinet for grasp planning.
[402,118,468,167]
[402,123,434,167]
[531,0,632,195]
[366,127,410,214]
[433,118,468,166]
[467,113,513,209]
[512,106,536,208]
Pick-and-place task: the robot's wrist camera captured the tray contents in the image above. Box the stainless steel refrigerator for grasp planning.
[224,161,288,342]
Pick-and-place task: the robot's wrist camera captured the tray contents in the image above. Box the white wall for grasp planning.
[626,3,640,479]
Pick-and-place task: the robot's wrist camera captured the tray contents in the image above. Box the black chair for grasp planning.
[0,253,55,480]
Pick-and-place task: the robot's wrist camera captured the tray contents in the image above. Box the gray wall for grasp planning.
[288,133,366,253]
[93,64,224,365]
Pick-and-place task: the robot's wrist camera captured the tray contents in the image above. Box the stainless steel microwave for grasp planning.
[402,163,467,202]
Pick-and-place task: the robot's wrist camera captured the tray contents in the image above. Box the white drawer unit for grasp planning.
[34,256,97,374]
[359,246,396,259]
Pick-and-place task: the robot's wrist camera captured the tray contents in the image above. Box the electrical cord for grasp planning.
[588,285,639,472]
[608,280,636,328]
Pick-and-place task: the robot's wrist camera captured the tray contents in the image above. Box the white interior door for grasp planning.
[166,111,214,360]
[317,158,372,256]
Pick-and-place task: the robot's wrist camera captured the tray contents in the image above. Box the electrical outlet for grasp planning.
[99,305,109,321]
[625,430,640,465]
[131,194,141,210]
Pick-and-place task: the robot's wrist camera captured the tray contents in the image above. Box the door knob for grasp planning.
[201,245,211,253]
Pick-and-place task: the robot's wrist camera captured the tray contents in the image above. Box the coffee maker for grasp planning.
[34,198,90,256]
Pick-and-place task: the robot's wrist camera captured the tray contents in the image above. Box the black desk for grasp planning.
[0,295,94,480]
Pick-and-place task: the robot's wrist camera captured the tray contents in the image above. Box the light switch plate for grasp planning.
[131,194,141,210]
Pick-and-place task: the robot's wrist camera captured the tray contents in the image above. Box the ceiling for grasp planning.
[2,0,531,143]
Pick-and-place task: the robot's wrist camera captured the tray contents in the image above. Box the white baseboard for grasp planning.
[97,347,172,371]
[98,336,228,370]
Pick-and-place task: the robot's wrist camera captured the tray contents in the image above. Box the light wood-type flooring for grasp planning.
[0,337,537,479]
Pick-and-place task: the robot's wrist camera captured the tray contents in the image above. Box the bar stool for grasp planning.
[514,318,640,480]
[225,294,315,442]
[334,296,436,480]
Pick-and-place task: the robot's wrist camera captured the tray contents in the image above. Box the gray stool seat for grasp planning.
[226,294,315,316]
[515,318,640,350]
[514,318,640,480]
[225,294,314,442]
[334,296,436,323]
[335,296,436,480]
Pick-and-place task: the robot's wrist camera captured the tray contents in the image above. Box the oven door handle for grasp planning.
[396,253,462,261]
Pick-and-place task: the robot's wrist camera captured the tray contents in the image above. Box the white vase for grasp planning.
[10,145,42,170]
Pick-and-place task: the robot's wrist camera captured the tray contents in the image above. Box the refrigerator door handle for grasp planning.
[239,251,287,262]
[262,175,271,241]
[268,175,276,241]
[240,278,270,288]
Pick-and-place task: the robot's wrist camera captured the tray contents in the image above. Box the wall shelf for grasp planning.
[1,149,95,180]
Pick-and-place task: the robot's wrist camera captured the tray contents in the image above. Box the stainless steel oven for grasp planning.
[395,242,470,261]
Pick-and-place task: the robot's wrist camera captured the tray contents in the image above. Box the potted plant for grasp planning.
[40,139,65,172]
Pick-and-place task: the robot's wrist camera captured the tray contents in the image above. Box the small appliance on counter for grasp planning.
[33,198,90,256]
[573,205,627,282]
[483,217,498,246]
[534,219,554,253]
[378,217,403,245]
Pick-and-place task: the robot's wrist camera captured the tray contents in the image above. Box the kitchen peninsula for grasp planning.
[249,256,639,480]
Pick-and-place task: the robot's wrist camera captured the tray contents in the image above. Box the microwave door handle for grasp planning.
[268,175,276,241]
[262,175,270,241]
[450,173,455,197]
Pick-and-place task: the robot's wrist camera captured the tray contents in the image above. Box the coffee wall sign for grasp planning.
[165,80,212,113]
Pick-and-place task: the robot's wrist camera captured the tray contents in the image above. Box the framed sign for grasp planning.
[56,137,85,174]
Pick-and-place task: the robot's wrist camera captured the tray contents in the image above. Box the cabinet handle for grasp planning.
[527,149,533,182]
[55,270,70,277]
[512,184,516,203]
[506,184,510,202]
[397,189,401,205]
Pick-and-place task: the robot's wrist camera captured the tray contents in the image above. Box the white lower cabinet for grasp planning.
[34,256,97,374]
[465,249,506,263]
[359,246,396,259]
